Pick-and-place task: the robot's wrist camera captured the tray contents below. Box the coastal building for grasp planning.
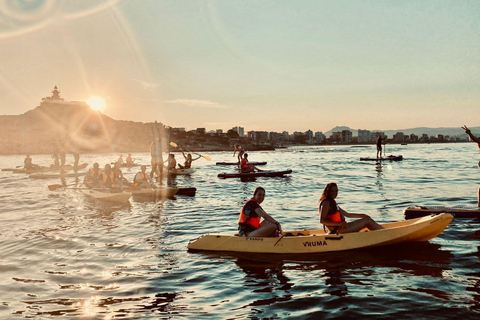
[358,129,371,143]
[393,132,405,143]
[232,126,245,137]
[341,130,352,143]
[314,131,324,143]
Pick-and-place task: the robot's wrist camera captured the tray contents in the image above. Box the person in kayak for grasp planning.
[462,125,480,206]
[240,153,262,173]
[101,164,119,189]
[238,187,282,237]
[376,136,384,158]
[233,144,244,163]
[84,163,103,188]
[112,162,126,187]
[178,150,200,169]
[319,182,384,234]
[133,165,154,188]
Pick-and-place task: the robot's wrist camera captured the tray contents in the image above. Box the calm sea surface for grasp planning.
[1,143,479,319]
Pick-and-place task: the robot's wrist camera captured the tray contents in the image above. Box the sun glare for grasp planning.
[86,96,106,111]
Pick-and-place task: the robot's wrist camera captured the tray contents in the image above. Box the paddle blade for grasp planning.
[48,184,64,191]
[203,155,212,161]
[170,142,178,148]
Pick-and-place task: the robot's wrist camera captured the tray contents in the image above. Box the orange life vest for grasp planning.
[86,168,102,182]
[320,200,344,223]
[184,159,192,168]
[238,199,260,229]
[240,158,249,169]
[134,172,148,185]
[102,172,116,188]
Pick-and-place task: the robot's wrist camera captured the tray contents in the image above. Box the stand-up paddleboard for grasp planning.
[177,187,197,196]
[216,161,267,166]
[218,169,292,179]
[404,205,480,219]
[360,155,403,161]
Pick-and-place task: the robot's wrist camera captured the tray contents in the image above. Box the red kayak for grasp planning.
[217,169,292,179]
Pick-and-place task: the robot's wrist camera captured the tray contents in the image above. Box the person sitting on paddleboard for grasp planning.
[126,154,135,165]
[133,165,153,188]
[462,125,480,206]
[178,151,201,169]
[84,163,102,188]
[233,144,244,163]
[240,153,262,173]
[319,183,384,234]
[24,155,36,170]
[238,187,282,237]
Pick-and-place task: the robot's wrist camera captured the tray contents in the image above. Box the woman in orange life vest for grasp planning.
[238,187,282,237]
[178,151,201,169]
[133,165,153,188]
[319,182,384,234]
[240,153,262,173]
[233,144,244,163]
[101,164,119,189]
[83,162,102,188]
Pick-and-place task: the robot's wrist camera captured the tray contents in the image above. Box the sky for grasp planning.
[0,0,479,133]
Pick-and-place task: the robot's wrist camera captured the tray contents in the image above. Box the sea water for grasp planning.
[0,143,479,319]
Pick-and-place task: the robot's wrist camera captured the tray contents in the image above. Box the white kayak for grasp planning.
[188,213,453,254]
[169,168,196,175]
[29,171,87,179]
[81,188,131,204]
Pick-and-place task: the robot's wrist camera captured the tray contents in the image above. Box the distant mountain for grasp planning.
[324,126,480,139]
[0,87,166,155]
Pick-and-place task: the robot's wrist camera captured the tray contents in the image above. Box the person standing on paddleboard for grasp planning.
[376,136,384,158]
[233,144,244,164]
[150,136,164,183]
[319,183,384,234]
[462,125,480,206]
[238,187,282,237]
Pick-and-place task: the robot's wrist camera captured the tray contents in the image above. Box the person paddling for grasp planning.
[376,136,384,158]
[126,154,135,165]
[319,182,384,234]
[24,155,36,170]
[178,150,200,169]
[238,187,282,237]
[462,125,480,206]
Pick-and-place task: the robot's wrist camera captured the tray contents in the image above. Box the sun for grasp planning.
[86,96,106,111]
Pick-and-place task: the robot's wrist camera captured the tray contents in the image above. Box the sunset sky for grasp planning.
[0,0,479,133]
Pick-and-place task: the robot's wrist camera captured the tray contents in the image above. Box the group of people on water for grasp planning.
[24,153,81,171]
[237,125,480,238]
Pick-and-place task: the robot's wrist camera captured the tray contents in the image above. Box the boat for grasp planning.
[12,163,88,174]
[216,161,267,166]
[120,163,141,168]
[404,205,480,219]
[80,188,131,204]
[218,169,292,179]
[187,213,453,254]
[169,168,196,175]
[360,155,403,161]
[128,186,179,198]
[29,171,87,179]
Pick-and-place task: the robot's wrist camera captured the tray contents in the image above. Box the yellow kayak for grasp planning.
[169,168,196,175]
[188,213,453,254]
[129,186,179,198]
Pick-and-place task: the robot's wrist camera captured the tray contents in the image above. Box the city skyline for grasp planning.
[1,1,479,132]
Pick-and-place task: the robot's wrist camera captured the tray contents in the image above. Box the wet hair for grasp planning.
[319,182,337,203]
[244,153,248,158]
[253,187,265,197]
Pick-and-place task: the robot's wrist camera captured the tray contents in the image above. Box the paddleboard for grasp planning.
[360,155,403,161]
[218,169,292,178]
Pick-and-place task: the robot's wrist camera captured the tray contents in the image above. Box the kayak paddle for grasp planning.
[170,142,212,161]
